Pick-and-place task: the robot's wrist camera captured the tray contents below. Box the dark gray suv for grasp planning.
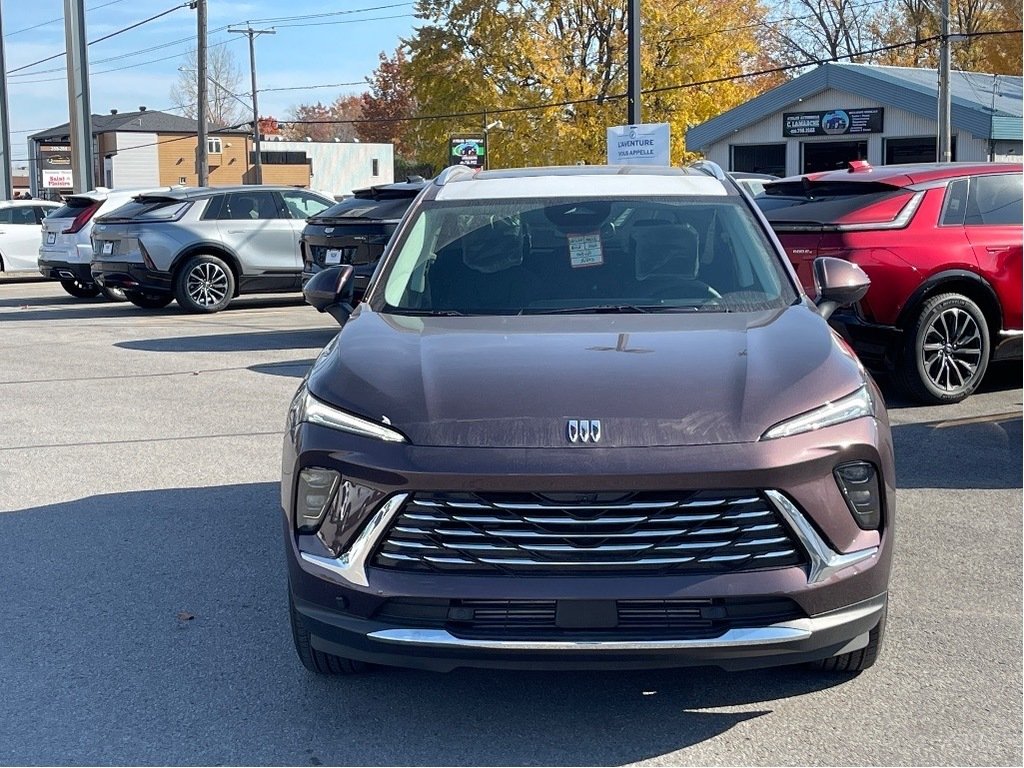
[283,163,894,676]
[90,186,333,312]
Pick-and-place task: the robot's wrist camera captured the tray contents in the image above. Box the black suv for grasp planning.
[301,178,427,301]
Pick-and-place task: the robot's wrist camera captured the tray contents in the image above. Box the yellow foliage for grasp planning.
[405,0,773,169]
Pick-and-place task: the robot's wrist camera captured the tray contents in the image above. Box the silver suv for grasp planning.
[90,186,333,312]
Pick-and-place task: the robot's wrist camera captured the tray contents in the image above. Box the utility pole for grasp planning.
[229,25,275,185]
[626,0,641,125]
[937,0,952,162]
[0,2,13,200]
[64,0,93,193]
[196,0,209,186]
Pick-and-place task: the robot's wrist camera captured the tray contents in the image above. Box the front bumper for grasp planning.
[91,260,172,294]
[283,417,894,671]
[292,591,887,672]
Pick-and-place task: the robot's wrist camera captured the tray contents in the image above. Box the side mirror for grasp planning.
[813,257,870,321]
[304,264,355,326]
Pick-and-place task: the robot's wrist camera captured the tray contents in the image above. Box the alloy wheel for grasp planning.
[185,262,229,307]
[921,306,983,393]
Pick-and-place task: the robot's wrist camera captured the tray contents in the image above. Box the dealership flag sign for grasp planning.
[606,123,671,166]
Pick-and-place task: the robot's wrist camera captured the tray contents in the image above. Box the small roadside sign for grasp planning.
[606,123,671,166]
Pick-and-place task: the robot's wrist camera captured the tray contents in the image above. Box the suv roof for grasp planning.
[778,161,1022,188]
[133,185,320,202]
[433,165,729,201]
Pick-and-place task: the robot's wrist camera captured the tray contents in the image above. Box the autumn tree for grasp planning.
[870,0,1021,72]
[358,48,418,156]
[282,95,364,142]
[405,0,773,169]
[170,47,247,128]
[258,116,280,136]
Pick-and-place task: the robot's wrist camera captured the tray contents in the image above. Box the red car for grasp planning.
[760,161,1022,404]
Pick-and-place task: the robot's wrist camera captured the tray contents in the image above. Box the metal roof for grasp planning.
[686,63,1023,150]
[29,110,250,142]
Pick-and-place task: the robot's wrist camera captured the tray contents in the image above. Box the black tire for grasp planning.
[814,605,886,674]
[60,278,101,298]
[124,290,174,309]
[99,284,128,302]
[289,594,367,676]
[174,254,235,314]
[896,292,991,405]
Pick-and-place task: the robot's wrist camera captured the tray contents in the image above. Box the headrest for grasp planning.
[630,224,700,281]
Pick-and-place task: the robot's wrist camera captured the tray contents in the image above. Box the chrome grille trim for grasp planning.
[371,491,807,575]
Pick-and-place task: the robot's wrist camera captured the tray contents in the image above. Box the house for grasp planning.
[686,63,1023,176]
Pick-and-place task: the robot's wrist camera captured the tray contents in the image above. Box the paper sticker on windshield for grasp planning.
[568,232,603,269]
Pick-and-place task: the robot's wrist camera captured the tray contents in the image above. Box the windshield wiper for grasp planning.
[522,304,655,315]
[386,307,466,317]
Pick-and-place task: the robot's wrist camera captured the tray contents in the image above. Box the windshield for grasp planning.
[377,197,796,315]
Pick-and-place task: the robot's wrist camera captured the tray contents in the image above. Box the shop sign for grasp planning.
[783,108,884,137]
[42,170,73,188]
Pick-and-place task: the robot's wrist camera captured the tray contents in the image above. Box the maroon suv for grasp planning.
[283,164,894,675]
[761,162,1023,404]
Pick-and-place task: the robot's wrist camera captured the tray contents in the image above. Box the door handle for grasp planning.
[986,246,1010,253]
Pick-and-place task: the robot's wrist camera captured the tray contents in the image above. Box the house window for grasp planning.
[207,137,223,154]
[372,159,380,176]
[178,176,187,185]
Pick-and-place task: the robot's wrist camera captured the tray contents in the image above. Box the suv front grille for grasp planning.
[371,491,805,575]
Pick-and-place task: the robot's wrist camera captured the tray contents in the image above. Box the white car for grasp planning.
[38,186,176,300]
[0,200,60,274]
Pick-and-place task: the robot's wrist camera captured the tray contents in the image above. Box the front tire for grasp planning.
[289,594,367,676]
[60,278,100,298]
[814,606,886,674]
[896,293,990,405]
[124,290,173,309]
[174,255,235,313]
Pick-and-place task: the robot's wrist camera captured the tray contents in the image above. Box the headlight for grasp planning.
[288,383,407,443]
[761,385,874,440]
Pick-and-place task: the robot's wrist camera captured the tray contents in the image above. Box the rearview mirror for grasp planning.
[813,257,870,321]
[303,265,355,326]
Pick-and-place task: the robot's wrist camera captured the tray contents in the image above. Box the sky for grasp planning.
[2,0,421,168]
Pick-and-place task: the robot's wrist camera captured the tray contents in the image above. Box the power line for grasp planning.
[269,11,415,29]
[8,37,241,86]
[259,81,365,93]
[8,2,192,75]
[242,3,414,25]
[3,0,130,39]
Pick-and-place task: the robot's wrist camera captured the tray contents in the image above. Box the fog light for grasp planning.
[296,467,340,533]
[834,461,882,530]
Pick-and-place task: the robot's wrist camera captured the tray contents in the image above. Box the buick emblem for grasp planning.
[567,419,601,443]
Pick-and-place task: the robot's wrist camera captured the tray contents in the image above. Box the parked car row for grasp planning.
[4,161,1020,406]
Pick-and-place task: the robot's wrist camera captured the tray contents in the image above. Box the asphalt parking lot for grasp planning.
[1,276,1021,767]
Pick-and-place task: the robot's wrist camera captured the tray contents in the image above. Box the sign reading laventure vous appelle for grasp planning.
[606,123,671,166]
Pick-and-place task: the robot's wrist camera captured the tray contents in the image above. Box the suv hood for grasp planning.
[307,304,866,448]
